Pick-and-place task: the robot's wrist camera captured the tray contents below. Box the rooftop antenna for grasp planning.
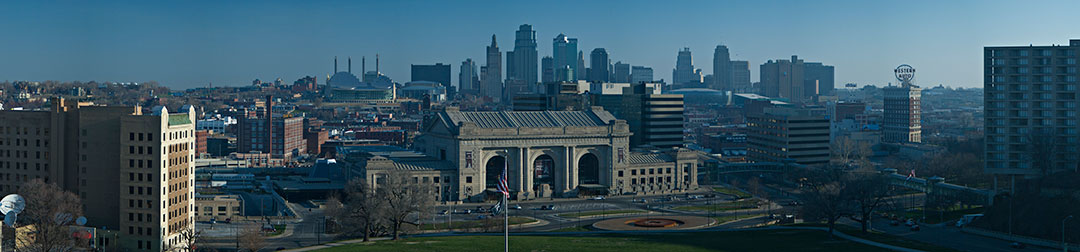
[1,194,25,227]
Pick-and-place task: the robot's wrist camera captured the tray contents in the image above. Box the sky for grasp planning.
[1,0,1079,89]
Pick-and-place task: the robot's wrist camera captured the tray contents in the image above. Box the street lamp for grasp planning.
[1064,215,1074,252]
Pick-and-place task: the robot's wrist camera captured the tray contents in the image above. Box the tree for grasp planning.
[16,178,83,252]
[238,224,266,252]
[170,228,202,252]
[845,169,894,233]
[798,167,851,237]
[379,172,434,240]
[831,136,872,169]
[335,179,385,242]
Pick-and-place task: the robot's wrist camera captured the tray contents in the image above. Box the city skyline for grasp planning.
[2,0,1079,89]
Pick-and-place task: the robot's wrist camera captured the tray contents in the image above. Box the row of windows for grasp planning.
[0,127,47,136]
[0,138,47,148]
[0,161,48,172]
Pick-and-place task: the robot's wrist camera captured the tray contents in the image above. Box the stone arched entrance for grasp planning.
[533,154,555,198]
[485,156,506,190]
[578,153,600,185]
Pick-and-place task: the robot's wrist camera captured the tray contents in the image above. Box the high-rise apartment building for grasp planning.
[731,60,751,93]
[482,35,503,102]
[0,98,196,251]
[746,106,830,165]
[508,24,539,86]
[552,34,579,82]
[589,48,610,83]
[591,84,685,149]
[237,97,306,160]
[459,59,479,96]
[984,39,1080,177]
[631,66,654,84]
[541,56,554,83]
[673,48,702,87]
[713,45,732,91]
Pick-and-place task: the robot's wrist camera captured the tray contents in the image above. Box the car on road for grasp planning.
[458,209,472,214]
[540,204,557,210]
[589,196,605,200]
[511,205,522,210]
[632,199,648,203]
[477,215,489,220]
[905,219,915,227]
[910,224,920,231]
[439,210,449,215]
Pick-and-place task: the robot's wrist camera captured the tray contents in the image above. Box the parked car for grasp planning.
[905,219,915,227]
[541,204,557,210]
[439,210,449,215]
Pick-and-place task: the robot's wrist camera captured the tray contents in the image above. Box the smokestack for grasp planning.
[334,57,338,73]
[348,57,352,73]
[362,57,366,74]
[376,54,380,74]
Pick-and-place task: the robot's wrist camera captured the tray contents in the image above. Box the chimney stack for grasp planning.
[348,57,352,73]
[376,54,380,74]
[334,57,338,73]
[362,57,366,74]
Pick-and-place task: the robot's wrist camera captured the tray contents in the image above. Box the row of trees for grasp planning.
[325,173,435,241]
[798,167,895,235]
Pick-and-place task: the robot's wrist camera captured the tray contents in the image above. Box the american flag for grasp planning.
[497,161,510,197]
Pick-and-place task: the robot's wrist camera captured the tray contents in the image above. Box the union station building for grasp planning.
[346,106,699,202]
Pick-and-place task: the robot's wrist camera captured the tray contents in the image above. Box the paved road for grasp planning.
[857,217,1056,252]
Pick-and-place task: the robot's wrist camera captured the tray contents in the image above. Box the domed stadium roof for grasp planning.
[328,71,361,87]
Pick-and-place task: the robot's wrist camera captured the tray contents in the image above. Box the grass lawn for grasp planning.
[711,214,764,224]
[673,199,761,212]
[832,225,961,252]
[712,187,751,198]
[266,224,286,236]
[420,216,537,231]
[549,225,593,232]
[316,229,893,252]
[557,209,646,218]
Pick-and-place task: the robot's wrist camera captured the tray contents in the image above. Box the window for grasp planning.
[618,171,624,177]
[466,176,473,183]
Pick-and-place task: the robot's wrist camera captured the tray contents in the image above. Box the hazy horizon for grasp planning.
[2,0,1079,89]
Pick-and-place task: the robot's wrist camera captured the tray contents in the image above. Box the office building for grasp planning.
[673,48,702,87]
[508,24,539,86]
[577,51,587,81]
[591,84,685,149]
[760,56,806,102]
[482,35,503,102]
[589,48,610,83]
[553,34,579,82]
[805,62,836,96]
[984,40,1080,178]
[411,63,452,91]
[613,62,631,83]
[713,45,732,91]
[237,97,306,160]
[541,56,555,83]
[459,59,480,96]
[0,98,196,251]
[883,85,921,144]
[731,60,751,92]
[631,66,654,83]
[746,106,830,165]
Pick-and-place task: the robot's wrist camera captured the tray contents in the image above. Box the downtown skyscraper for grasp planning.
[589,48,610,83]
[553,34,579,82]
[459,58,479,95]
[481,35,503,102]
[713,45,732,91]
[506,24,538,86]
[673,48,702,87]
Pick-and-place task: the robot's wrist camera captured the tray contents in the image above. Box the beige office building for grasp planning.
[746,106,830,165]
[0,98,195,251]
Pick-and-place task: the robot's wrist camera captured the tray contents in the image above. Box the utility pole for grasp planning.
[1064,215,1073,252]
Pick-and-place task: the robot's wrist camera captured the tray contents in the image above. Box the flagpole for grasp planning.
[504,192,509,252]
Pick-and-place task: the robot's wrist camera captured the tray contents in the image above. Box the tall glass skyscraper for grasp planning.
[553,34,579,82]
[509,24,538,85]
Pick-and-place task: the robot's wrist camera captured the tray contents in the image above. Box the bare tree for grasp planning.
[337,178,386,241]
[379,172,434,240]
[169,228,202,252]
[799,167,851,237]
[845,169,894,233]
[238,224,266,252]
[16,178,83,252]
[832,136,872,169]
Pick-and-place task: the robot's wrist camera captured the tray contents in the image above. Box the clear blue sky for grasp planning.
[2,0,1077,89]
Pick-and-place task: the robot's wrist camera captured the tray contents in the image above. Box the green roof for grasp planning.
[168,114,191,126]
